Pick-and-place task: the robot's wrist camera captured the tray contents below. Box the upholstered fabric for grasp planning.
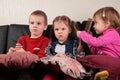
[0,25,9,53]
[77,55,120,80]
[6,24,30,52]
[0,52,39,70]
[33,56,91,79]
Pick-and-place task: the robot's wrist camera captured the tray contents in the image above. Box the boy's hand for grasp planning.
[7,47,16,54]
[15,48,25,52]
[15,43,25,52]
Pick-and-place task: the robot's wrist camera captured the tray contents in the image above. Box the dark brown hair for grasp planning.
[50,15,78,41]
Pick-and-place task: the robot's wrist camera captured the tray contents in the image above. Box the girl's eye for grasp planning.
[37,22,41,25]
[54,28,59,31]
[94,21,97,24]
[62,28,65,30]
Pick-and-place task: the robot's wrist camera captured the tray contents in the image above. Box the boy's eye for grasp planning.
[30,22,34,24]
[30,21,41,25]
[37,22,41,25]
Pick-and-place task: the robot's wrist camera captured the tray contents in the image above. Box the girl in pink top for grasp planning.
[77,7,120,58]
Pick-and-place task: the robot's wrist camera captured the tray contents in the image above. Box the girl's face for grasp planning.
[93,16,110,34]
[29,15,47,38]
[54,22,71,43]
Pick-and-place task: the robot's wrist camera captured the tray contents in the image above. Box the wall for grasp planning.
[0,0,120,25]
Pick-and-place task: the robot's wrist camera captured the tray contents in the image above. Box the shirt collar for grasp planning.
[52,39,73,45]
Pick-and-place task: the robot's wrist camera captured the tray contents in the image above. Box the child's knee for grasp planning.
[42,74,54,80]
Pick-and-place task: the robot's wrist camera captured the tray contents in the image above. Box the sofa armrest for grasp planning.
[0,25,9,54]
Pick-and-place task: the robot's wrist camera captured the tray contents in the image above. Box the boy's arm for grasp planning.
[37,38,49,58]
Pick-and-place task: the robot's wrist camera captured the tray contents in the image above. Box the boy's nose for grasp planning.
[33,24,38,27]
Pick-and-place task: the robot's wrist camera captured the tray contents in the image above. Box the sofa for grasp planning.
[0,21,95,80]
[1,21,118,80]
[0,24,53,80]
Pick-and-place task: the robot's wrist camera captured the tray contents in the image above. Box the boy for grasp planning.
[8,10,49,58]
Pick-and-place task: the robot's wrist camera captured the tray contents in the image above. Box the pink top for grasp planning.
[79,28,120,58]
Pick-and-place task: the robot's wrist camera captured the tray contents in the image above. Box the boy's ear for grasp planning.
[44,25,48,30]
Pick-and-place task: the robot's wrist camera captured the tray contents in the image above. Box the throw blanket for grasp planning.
[34,56,91,79]
[76,55,120,80]
[0,52,38,70]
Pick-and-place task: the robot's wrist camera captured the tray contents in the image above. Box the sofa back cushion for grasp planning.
[6,24,52,53]
[43,25,52,38]
[0,25,9,54]
[6,24,30,52]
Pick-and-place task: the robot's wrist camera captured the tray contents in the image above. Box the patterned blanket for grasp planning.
[35,56,91,79]
[77,55,120,80]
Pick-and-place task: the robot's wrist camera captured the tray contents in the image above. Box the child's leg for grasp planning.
[42,74,55,80]
[42,73,76,80]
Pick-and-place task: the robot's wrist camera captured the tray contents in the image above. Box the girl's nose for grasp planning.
[58,30,62,33]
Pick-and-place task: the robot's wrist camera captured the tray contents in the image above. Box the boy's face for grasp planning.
[29,15,47,38]
[54,21,71,43]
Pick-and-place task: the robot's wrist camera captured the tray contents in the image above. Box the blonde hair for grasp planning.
[93,7,120,33]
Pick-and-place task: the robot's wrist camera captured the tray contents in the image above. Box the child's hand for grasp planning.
[55,53,67,58]
[77,31,81,37]
[15,48,25,52]
[7,47,16,54]
[15,43,25,52]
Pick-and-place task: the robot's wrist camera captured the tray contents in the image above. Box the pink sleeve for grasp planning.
[78,30,118,54]
[79,31,116,47]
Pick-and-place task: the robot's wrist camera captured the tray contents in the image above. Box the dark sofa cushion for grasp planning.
[0,25,9,54]
[43,25,52,38]
[6,24,30,52]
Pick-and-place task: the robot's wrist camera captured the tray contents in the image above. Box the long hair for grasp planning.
[93,7,120,33]
[50,16,78,41]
